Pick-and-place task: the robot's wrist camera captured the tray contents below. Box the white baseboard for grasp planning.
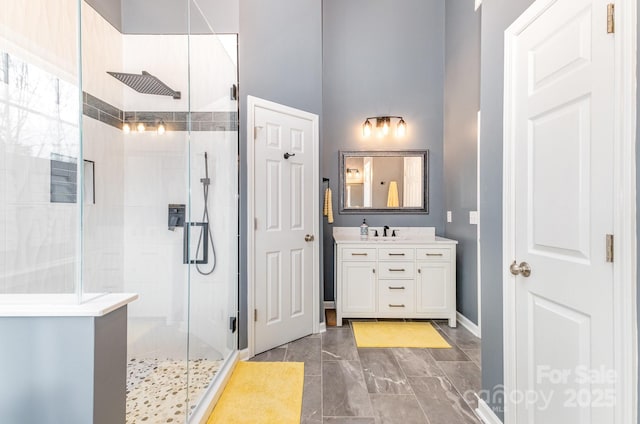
[457,312,481,338]
[323,301,335,309]
[238,348,251,361]
[475,399,503,424]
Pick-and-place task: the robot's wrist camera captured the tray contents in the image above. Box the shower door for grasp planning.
[78,1,238,422]
[0,0,238,419]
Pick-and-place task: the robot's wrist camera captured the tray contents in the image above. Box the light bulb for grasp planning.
[137,122,146,132]
[362,119,372,137]
[382,118,390,135]
[157,122,166,135]
[396,118,406,137]
[122,122,131,134]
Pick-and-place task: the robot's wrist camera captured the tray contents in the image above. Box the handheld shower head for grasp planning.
[201,152,210,186]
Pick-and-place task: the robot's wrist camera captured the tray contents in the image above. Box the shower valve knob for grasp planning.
[304,234,315,242]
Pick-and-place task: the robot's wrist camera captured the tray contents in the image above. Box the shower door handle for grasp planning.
[183,222,209,265]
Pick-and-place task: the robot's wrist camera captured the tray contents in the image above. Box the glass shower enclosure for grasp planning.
[0,0,238,422]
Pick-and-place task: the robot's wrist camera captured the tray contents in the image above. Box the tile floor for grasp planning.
[251,319,482,424]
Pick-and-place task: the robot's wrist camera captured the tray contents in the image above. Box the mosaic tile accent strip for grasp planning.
[126,358,223,424]
[82,92,238,132]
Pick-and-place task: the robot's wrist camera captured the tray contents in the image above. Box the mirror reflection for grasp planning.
[339,150,429,214]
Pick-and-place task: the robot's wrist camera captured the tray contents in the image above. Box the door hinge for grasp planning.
[254,309,258,322]
[606,234,614,262]
[254,126,263,140]
[254,218,258,230]
[607,3,615,34]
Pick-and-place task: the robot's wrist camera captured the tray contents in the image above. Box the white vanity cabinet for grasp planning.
[333,227,457,327]
[340,247,377,313]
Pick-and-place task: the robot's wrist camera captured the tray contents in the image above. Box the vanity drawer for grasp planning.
[341,247,377,261]
[378,281,415,313]
[378,248,414,261]
[416,248,451,261]
[378,262,415,279]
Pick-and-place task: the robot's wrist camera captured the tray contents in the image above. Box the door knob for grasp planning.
[304,234,315,242]
[510,261,531,277]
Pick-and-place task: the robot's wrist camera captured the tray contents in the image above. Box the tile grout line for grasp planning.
[391,347,433,424]
[431,327,483,422]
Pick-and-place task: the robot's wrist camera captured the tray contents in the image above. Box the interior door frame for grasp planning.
[502,1,637,423]
[246,95,320,358]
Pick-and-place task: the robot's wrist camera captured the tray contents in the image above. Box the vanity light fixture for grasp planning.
[363,119,372,137]
[362,116,407,138]
[157,120,166,135]
[396,118,407,137]
[346,168,360,178]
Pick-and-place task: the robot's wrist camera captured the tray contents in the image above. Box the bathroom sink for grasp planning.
[333,227,437,243]
[372,237,406,242]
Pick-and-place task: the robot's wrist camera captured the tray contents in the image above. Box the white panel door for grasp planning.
[254,103,315,354]
[506,0,614,422]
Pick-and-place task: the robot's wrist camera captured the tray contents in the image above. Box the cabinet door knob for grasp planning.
[372,268,376,274]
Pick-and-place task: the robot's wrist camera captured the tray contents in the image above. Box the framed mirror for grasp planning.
[339,150,429,214]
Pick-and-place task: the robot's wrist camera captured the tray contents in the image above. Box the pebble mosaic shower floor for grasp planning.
[126,358,223,423]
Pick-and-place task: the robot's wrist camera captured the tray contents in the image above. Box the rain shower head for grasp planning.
[107,70,181,99]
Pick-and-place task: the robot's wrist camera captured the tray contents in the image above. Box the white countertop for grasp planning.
[333,226,457,244]
[0,293,139,317]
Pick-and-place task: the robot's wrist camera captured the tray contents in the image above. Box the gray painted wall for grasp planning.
[443,0,481,325]
[238,0,323,349]
[322,0,446,301]
[479,0,535,418]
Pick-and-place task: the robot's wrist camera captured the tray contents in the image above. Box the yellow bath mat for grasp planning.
[352,321,451,348]
[207,361,304,424]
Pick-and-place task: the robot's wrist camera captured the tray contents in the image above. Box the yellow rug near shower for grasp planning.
[352,321,451,348]
[207,361,304,424]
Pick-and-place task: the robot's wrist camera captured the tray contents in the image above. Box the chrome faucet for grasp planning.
[383,225,390,237]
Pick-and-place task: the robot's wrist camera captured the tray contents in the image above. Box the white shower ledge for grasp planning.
[0,293,138,317]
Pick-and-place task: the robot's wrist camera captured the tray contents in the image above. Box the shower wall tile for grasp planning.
[82,94,237,132]
[121,34,237,114]
[213,111,238,123]
[86,93,122,121]
[83,104,100,121]
[0,0,77,78]
[131,111,174,122]
[98,111,122,128]
[82,119,124,294]
[122,130,238,357]
[81,2,124,110]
